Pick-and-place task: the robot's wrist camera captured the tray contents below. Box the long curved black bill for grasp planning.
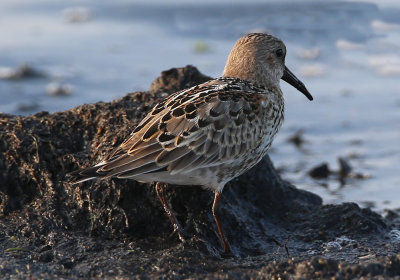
[282,66,313,101]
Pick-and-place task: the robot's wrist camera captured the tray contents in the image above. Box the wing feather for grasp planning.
[71,78,270,182]
[116,162,164,179]
[105,150,162,177]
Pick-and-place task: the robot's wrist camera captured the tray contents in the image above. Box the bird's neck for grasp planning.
[222,57,280,89]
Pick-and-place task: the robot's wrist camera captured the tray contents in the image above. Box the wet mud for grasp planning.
[1,66,399,279]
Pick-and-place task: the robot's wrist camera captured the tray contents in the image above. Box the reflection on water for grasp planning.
[0,0,399,211]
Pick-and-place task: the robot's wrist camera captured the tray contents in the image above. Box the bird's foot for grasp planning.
[167,223,188,243]
[220,245,234,258]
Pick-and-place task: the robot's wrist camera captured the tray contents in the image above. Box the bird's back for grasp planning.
[69,77,284,192]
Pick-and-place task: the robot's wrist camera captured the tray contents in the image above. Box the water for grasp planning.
[1,0,399,212]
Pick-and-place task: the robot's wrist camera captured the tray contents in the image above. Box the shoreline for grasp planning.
[0,66,399,279]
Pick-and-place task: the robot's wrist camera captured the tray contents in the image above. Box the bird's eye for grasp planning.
[275,49,284,58]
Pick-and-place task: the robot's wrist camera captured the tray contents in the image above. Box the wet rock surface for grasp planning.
[0,65,399,279]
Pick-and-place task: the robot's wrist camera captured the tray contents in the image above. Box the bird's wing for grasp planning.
[95,79,271,178]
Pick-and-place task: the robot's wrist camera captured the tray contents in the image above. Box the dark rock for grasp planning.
[0,65,397,279]
[287,128,306,147]
[37,251,54,263]
[338,156,352,178]
[308,163,331,178]
[0,64,46,80]
[149,65,212,93]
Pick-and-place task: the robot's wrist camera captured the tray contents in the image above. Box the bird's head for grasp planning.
[223,33,313,101]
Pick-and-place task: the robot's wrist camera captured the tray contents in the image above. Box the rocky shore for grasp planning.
[1,66,399,279]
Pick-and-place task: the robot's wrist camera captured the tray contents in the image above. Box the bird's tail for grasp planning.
[67,165,106,184]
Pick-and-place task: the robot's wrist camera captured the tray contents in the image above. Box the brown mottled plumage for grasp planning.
[69,33,313,255]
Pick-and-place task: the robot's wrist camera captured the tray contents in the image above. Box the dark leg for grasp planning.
[212,192,232,254]
[155,182,186,242]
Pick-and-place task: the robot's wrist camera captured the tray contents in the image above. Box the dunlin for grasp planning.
[69,33,313,255]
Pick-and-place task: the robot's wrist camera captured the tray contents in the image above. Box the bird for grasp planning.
[68,33,313,255]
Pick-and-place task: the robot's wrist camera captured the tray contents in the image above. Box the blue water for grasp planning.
[1,0,399,211]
